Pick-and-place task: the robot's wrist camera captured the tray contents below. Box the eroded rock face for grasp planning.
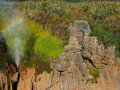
[17,67,35,90]
[0,20,120,90]
[32,20,120,90]
[0,73,8,90]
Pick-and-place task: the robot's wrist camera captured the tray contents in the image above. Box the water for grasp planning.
[0,1,27,67]
[14,38,22,67]
[3,17,27,67]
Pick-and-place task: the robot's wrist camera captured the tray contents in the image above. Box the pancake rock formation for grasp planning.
[0,20,120,90]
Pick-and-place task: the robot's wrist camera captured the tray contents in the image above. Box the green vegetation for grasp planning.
[0,52,10,70]
[91,23,120,57]
[27,56,52,74]
[34,33,63,60]
[25,19,64,61]
[14,0,119,56]
[0,7,9,32]
[89,67,100,78]
[25,19,64,73]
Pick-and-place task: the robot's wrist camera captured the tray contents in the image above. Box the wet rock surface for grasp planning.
[0,20,120,90]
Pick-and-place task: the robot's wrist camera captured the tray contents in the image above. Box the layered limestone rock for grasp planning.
[17,67,35,90]
[0,73,8,90]
[0,20,120,90]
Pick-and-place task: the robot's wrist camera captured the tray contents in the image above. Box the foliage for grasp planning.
[89,67,100,78]
[0,7,9,31]
[15,1,119,56]
[91,23,120,57]
[93,8,110,20]
[25,19,64,61]
[27,56,52,74]
[23,19,64,73]
[34,33,63,60]
[0,52,10,70]
[64,0,95,2]
[81,5,91,12]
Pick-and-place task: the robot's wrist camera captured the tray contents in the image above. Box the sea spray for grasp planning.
[3,17,27,67]
[0,1,27,67]
[14,38,22,67]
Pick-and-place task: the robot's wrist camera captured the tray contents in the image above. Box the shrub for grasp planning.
[34,31,64,61]
[93,8,110,20]
[91,23,120,57]
[81,5,90,12]
[89,67,100,78]
[0,52,10,70]
[25,19,64,61]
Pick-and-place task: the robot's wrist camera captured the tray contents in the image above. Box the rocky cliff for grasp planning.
[0,20,120,90]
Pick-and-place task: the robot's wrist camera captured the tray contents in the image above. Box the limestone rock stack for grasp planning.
[0,20,120,90]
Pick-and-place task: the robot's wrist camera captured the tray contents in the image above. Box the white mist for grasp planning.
[14,38,22,67]
[3,17,27,67]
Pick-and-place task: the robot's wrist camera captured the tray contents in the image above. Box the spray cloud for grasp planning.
[0,1,27,67]
[3,17,27,67]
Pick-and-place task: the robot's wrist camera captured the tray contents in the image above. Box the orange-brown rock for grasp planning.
[17,67,35,90]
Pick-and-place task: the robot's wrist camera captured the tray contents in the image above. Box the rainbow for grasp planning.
[2,16,24,33]
[2,15,26,67]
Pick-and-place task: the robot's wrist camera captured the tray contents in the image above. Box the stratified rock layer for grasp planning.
[0,20,120,90]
